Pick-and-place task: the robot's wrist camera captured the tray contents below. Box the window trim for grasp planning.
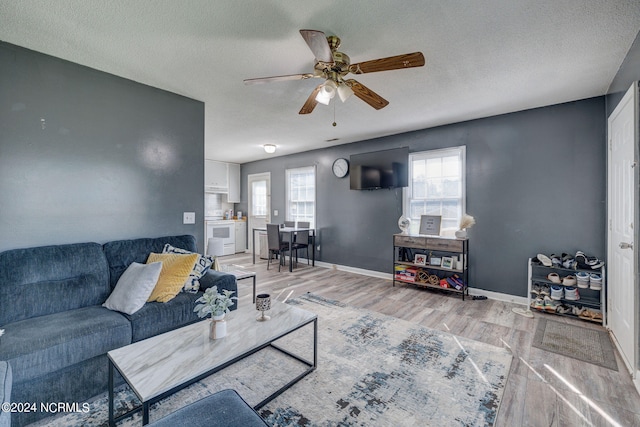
[403,146,466,235]
[285,165,316,228]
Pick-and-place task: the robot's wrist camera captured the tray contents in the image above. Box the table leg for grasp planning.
[252,228,256,264]
[311,233,315,266]
[108,362,114,427]
[289,232,294,272]
[252,275,256,303]
[143,402,149,425]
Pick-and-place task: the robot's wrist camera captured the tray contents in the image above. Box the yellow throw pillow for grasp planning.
[146,252,199,303]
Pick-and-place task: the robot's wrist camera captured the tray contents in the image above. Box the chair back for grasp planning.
[297,221,310,228]
[266,224,283,251]
[295,229,309,244]
[284,221,295,227]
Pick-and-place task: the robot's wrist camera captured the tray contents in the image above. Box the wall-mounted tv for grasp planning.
[350,147,409,190]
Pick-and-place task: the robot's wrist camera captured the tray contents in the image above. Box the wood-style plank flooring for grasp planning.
[222,253,640,427]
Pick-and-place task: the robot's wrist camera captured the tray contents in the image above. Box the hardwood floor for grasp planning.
[222,253,640,427]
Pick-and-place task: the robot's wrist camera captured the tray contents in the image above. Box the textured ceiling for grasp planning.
[1,1,639,163]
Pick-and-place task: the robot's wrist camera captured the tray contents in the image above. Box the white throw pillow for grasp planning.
[103,262,162,314]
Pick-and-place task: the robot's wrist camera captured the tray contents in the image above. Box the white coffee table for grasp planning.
[108,300,317,426]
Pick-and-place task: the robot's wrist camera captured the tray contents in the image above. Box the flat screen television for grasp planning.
[350,147,409,190]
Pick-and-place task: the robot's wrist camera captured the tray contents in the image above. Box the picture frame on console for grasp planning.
[419,215,442,236]
[414,253,427,266]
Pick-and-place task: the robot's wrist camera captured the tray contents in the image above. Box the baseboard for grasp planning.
[311,260,528,305]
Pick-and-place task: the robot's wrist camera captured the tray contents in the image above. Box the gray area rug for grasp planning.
[30,293,512,427]
[532,318,618,371]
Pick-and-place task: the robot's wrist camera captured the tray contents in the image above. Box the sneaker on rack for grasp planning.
[562,275,577,286]
[531,284,542,295]
[576,271,590,288]
[562,253,575,269]
[550,254,562,267]
[531,297,545,311]
[556,304,572,314]
[564,286,580,301]
[550,285,564,300]
[547,272,561,283]
[589,273,603,290]
[543,296,558,312]
[536,253,552,267]
[540,284,551,296]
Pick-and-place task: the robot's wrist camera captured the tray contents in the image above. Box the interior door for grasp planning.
[247,172,271,255]
[607,82,638,376]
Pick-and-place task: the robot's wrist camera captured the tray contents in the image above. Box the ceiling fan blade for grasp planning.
[244,73,318,85]
[345,79,389,110]
[349,52,425,74]
[300,29,334,63]
[299,85,322,114]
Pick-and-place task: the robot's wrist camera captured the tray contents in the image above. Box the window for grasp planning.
[403,146,466,235]
[251,179,267,216]
[286,166,316,228]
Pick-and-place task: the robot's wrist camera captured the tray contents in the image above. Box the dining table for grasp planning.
[252,226,316,272]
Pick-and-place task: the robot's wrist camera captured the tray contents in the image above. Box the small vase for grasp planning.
[210,314,227,340]
[455,229,467,238]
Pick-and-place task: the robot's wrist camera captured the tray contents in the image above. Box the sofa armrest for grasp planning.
[0,361,11,427]
[199,270,238,310]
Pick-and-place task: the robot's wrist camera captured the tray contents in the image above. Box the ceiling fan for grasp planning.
[244,30,425,114]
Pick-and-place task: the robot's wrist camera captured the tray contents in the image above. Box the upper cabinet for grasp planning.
[205,160,240,203]
[227,163,240,203]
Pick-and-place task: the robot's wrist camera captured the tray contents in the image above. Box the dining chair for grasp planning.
[266,223,289,271]
[292,221,311,265]
[284,221,295,227]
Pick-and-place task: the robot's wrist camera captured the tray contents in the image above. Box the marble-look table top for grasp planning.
[108,300,316,402]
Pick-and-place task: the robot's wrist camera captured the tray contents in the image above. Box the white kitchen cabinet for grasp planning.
[205,160,228,192]
[228,163,240,203]
[235,220,246,253]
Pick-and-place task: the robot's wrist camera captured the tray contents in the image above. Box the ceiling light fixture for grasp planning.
[263,144,276,154]
[316,79,337,105]
[337,83,354,102]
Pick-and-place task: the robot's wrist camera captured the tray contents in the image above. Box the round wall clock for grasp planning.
[332,158,349,178]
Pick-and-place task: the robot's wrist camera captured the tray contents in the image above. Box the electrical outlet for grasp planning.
[183,212,195,224]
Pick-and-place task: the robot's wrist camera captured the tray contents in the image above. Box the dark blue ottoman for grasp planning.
[0,361,11,427]
[147,389,268,427]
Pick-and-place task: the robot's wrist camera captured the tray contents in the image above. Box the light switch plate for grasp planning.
[274,210,278,216]
[183,212,196,224]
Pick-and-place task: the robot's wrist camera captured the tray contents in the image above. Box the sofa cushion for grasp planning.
[103,262,163,315]
[103,235,198,290]
[146,253,199,303]
[0,306,131,384]
[0,242,110,325]
[0,361,11,427]
[148,389,269,427]
[123,292,202,342]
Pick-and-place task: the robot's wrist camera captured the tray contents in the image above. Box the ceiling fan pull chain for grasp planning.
[333,102,337,127]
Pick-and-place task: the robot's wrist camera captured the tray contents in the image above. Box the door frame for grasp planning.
[247,172,271,254]
[607,82,639,385]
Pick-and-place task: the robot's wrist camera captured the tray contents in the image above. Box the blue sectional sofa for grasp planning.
[0,235,237,427]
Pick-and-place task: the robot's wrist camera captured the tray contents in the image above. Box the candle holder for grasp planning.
[256,293,271,321]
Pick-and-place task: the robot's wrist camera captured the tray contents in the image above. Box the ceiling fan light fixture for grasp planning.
[337,84,354,102]
[315,89,332,105]
[263,144,276,154]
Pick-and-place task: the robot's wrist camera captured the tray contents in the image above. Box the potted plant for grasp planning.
[455,214,476,238]
[194,286,237,339]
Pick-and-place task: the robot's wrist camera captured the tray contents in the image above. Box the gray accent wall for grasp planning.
[0,42,205,252]
[239,97,606,297]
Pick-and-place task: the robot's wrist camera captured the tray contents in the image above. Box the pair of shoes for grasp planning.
[556,304,572,314]
[575,251,604,270]
[550,254,562,267]
[579,309,603,322]
[543,296,558,312]
[562,275,576,286]
[531,284,543,295]
[547,272,561,283]
[589,273,603,290]
[539,284,551,296]
[571,305,585,316]
[550,285,563,300]
[564,287,580,301]
[531,297,545,311]
[536,253,552,267]
[562,253,575,269]
[576,271,590,288]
